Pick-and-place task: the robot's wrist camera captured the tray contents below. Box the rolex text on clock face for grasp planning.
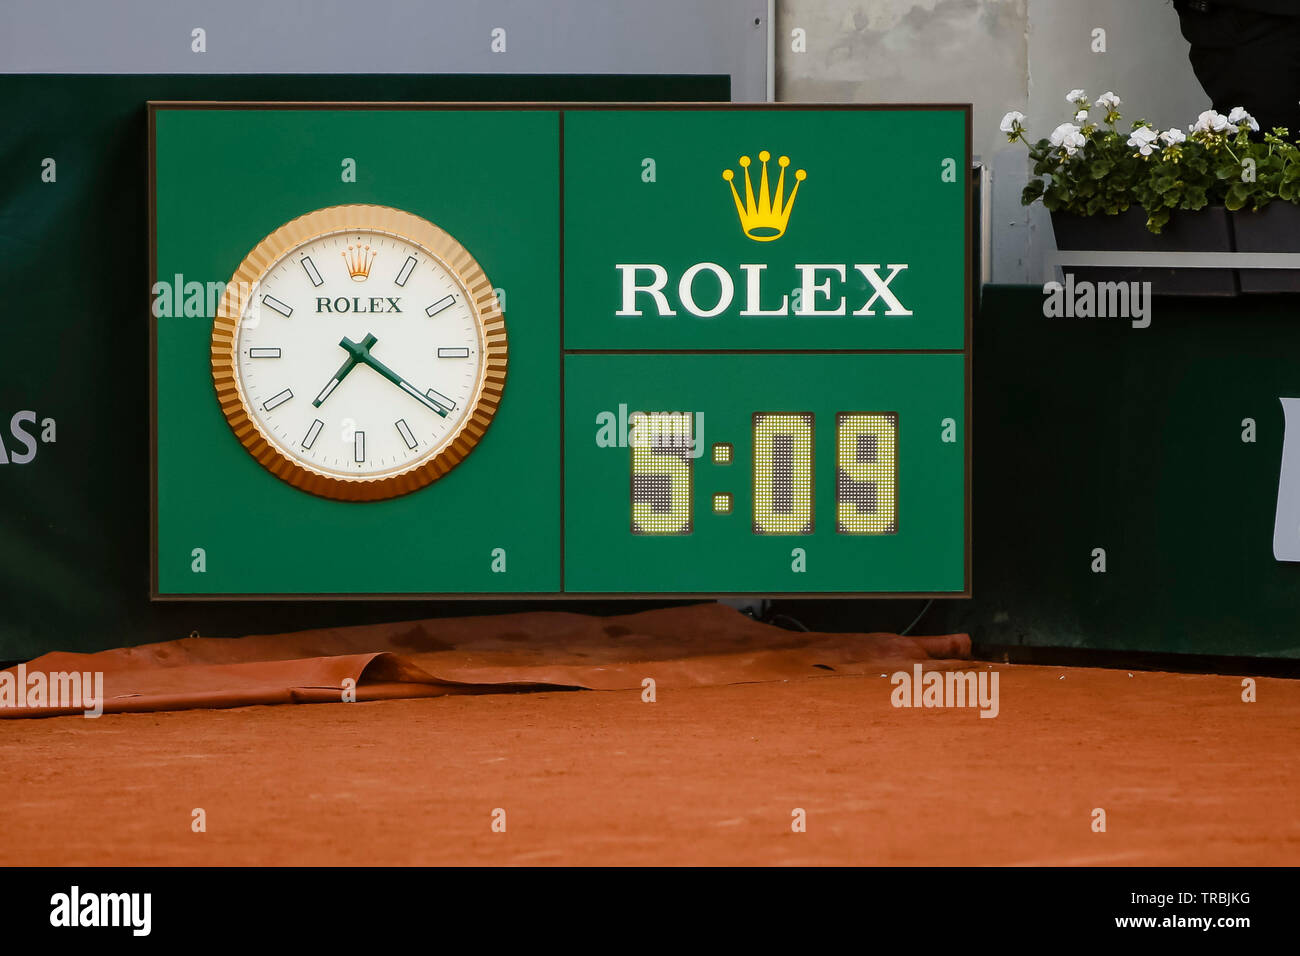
[212,205,507,501]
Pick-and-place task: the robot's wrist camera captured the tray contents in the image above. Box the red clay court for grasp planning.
[3,607,1295,867]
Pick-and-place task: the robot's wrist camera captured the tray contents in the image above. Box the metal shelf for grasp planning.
[1053,251,1300,269]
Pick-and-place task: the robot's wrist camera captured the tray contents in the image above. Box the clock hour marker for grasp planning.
[395,418,417,450]
[301,419,323,450]
[437,347,470,358]
[425,295,456,317]
[314,377,341,406]
[354,430,366,463]
[395,256,417,287]
[262,295,293,318]
[426,388,456,412]
[249,347,282,359]
[300,256,324,287]
[263,388,293,411]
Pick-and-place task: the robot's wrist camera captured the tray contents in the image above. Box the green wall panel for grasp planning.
[935,284,1300,659]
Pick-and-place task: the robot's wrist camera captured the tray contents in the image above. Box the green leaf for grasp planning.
[1089,160,1114,180]
[1145,208,1170,234]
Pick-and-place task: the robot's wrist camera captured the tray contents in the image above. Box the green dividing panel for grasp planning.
[563,109,967,351]
[154,108,561,594]
[563,353,966,594]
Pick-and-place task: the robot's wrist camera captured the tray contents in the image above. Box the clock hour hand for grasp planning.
[313,332,376,407]
[342,334,449,418]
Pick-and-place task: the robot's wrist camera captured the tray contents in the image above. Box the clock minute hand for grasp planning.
[314,332,376,407]
[345,334,449,418]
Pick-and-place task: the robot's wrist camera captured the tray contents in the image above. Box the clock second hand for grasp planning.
[340,333,449,418]
[313,332,376,407]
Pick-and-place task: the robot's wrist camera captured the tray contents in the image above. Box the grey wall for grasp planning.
[0,0,772,101]
[777,0,1211,282]
[3,0,1220,282]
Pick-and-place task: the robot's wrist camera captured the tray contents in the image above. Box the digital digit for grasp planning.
[753,412,814,535]
[630,411,693,535]
[836,412,897,534]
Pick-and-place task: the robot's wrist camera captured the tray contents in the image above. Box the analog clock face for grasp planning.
[212,205,507,501]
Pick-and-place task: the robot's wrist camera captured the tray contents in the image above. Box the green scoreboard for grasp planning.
[151,103,970,598]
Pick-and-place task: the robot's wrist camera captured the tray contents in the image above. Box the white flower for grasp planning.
[1159,127,1186,146]
[1066,89,1088,105]
[1127,126,1160,156]
[1096,91,1122,110]
[999,110,1026,134]
[1049,122,1079,145]
[1049,122,1087,155]
[1075,109,1089,123]
[1228,106,1260,131]
[1192,109,1230,133]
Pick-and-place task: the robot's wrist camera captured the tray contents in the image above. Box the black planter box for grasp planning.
[1232,203,1300,293]
[1051,206,1237,296]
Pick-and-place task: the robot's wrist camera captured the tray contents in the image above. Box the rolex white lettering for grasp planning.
[614,262,911,317]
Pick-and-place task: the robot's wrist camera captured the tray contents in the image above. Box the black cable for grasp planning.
[900,599,934,637]
[766,612,810,632]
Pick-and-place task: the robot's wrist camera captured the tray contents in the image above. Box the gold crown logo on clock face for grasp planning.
[210,204,507,501]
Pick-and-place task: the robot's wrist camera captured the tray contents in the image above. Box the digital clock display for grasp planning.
[151,103,969,598]
[563,351,962,594]
[628,408,895,537]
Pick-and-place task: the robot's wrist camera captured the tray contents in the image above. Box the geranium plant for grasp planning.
[1006,91,1298,233]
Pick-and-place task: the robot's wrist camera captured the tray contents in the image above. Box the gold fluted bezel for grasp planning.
[211,204,507,502]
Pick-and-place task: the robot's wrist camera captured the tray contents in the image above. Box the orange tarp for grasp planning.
[0,603,969,717]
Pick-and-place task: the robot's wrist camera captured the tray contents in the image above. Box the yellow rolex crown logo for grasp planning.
[342,243,376,281]
[722,149,806,242]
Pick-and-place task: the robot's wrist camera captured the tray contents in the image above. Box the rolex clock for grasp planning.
[210,204,507,501]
